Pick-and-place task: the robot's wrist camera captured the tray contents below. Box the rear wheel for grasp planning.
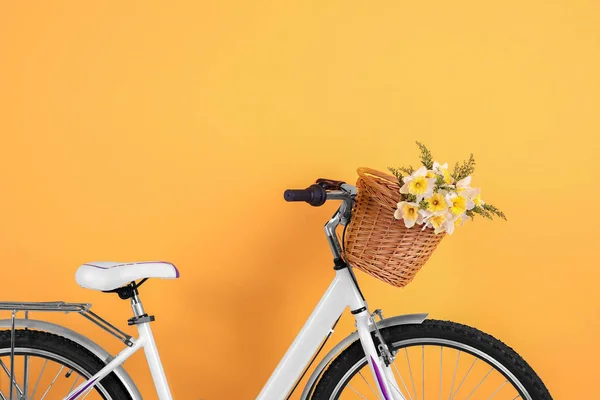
[0,329,133,399]
[311,320,552,400]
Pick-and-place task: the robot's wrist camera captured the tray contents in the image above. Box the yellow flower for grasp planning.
[473,193,485,207]
[442,169,453,184]
[444,213,465,235]
[425,193,447,213]
[408,177,429,195]
[448,195,467,216]
[394,201,423,228]
[425,170,437,179]
[433,161,454,184]
[426,214,447,234]
[454,216,464,227]
[456,176,474,196]
[400,166,436,202]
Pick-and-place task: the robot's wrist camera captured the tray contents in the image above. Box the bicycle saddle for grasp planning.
[75,261,179,291]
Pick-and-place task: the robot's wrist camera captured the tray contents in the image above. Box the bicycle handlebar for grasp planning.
[284,179,355,207]
[283,184,327,207]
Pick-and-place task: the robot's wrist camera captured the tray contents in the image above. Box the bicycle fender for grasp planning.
[299,312,428,400]
[0,318,143,400]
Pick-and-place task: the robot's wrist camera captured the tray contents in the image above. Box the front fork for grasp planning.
[355,309,405,400]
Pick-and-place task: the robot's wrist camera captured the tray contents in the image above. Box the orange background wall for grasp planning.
[1,1,598,399]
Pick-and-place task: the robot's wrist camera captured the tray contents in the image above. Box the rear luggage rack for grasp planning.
[0,301,133,346]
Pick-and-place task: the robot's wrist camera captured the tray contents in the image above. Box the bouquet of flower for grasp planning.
[388,142,506,235]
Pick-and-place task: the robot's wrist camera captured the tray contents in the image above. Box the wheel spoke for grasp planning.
[393,362,413,400]
[39,365,64,400]
[448,350,460,400]
[0,360,24,398]
[347,383,369,399]
[486,379,508,400]
[0,355,107,400]
[404,348,418,400]
[464,366,493,400]
[81,386,96,400]
[30,359,47,400]
[449,358,477,400]
[387,374,410,400]
[358,370,382,399]
[68,374,81,395]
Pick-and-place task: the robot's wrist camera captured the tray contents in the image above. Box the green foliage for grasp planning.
[406,193,417,203]
[387,167,404,184]
[434,174,445,188]
[452,153,476,181]
[471,205,493,219]
[416,141,434,169]
[482,203,507,220]
[399,165,415,175]
[388,165,415,185]
[470,203,507,221]
[466,209,476,219]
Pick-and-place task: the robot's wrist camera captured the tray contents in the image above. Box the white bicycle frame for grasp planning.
[62,184,405,400]
[256,266,404,400]
[62,267,403,400]
[63,294,173,400]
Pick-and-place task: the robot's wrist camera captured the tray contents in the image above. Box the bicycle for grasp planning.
[0,179,552,400]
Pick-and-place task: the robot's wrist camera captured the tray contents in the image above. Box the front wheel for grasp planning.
[311,319,552,400]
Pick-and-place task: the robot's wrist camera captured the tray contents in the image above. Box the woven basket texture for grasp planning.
[343,167,445,287]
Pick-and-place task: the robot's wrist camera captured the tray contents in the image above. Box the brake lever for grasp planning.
[339,184,356,226]
[316,178,346,190]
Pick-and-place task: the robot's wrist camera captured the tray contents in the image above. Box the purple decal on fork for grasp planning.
[370,355,392,400]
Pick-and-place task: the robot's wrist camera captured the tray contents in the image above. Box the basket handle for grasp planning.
[357,167,398,183]
[356,167,402,210]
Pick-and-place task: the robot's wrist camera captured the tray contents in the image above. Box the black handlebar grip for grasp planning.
[283,184,327,206]
[284,189,313,202]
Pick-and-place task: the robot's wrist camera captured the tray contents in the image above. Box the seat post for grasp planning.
[126,282,156,326]
[130,291,146,318]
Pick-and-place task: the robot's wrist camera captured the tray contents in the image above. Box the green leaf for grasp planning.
[416,141,434,169]
[482,203,507,221]
[454,153,476,181]
[387,167,404,184]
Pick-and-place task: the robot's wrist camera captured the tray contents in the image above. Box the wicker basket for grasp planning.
[343,167,445,287]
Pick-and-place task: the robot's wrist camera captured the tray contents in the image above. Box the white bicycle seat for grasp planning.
[75,261,179,291]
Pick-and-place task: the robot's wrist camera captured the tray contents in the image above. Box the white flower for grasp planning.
[433,161,449,172]
[455,176,470,189]
[424,191,449,215]
[394,201,424,228]
[423,213,448,234]
[445,191,475,216]
[471,190,485,208]
[444,213,467,235]
[399,166,436,203]
[455,176,475,197]
[433,161,454,185]
[455,176,484,209]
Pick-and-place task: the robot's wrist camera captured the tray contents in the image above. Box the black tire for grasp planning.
[311,319,552,400]
[0,329,133,400]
